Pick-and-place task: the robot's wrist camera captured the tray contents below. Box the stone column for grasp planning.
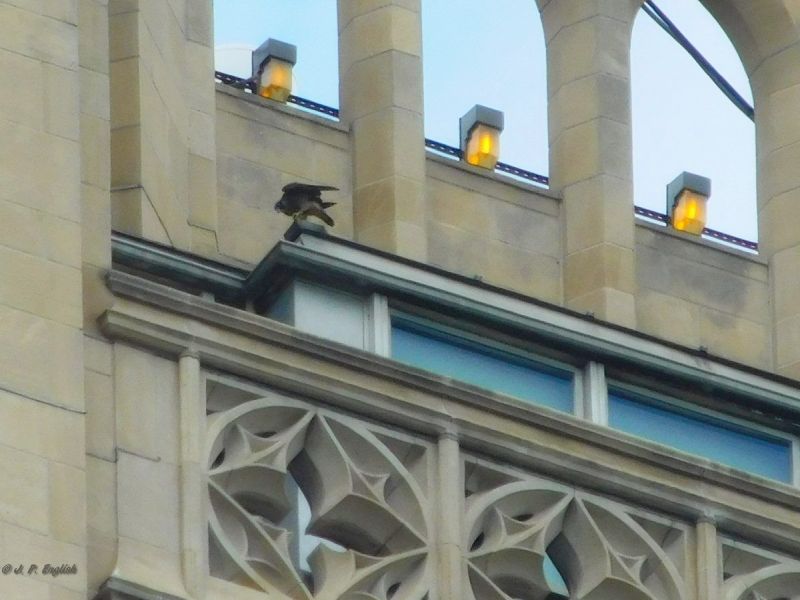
[542,0,640,327]
[109,0,218,254]
[337,0,428,261]
[436,433,463,600]
[696,518,720,600]
[179,350,207,599]
[750,31,800,378]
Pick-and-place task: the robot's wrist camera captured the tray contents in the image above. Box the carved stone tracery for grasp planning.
[463,461,689,600]
[206,396,432,600]
[721,539,800,600]
[205,390,799,600]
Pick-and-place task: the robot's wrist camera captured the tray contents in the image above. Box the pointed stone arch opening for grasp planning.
[630,0,756,241]
[421,1,548,175]
[688,0,800,376]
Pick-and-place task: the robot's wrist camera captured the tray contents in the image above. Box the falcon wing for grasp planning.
[281,182,339,193]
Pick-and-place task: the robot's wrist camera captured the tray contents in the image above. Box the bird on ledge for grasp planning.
[274,182,338,226]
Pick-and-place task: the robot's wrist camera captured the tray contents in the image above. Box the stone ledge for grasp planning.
[635,218,766,264]
[215,83,348,133]
[426,152,560,202]
[100,270,800,556]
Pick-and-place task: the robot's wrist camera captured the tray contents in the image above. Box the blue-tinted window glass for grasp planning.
[391,320,573,413]
[608,390,792,483]
[544,552,568,596]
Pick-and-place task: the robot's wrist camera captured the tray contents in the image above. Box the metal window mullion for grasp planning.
[365,293,391,356]
[582,361,609,426]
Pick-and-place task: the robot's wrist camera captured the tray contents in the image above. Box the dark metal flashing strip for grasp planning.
[111,231,247,300]
[94,578,185,600]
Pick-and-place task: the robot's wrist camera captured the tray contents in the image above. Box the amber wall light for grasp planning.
[460,105,504,169]
[667,172,711,235]
[251,38,297,102]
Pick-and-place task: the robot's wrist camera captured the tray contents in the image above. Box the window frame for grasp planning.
[382,299,799,486]
[256,262,800,489]
[606,378,799,485]
[387,306,585,417]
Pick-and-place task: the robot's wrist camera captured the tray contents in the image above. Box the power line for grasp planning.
[642,0,754,121]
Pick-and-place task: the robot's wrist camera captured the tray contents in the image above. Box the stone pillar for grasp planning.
[752,34,800,378]
[543,0,640,327]
[337,0,428,261]
[696,518,720,600]
[436,433,463,600]
[109,0,218,254]
[179,350,207,599]
[79,0,121,595]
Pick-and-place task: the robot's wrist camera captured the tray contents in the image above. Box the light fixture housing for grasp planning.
[666,171,711,235]
[251,38,297,102]
[459,105,504,169]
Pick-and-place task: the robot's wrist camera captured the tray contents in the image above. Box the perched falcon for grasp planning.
[274,182,338,226]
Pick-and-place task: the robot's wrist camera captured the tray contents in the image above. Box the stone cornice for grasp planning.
[111,228,800,419]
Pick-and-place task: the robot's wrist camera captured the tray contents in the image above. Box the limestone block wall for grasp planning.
[214,87,354,265]
[109,0,217,255]
[426,158,562,304]
[635,224,771,369]
[111,344,187,597]
[79,0,118,596]
[0,1,88,598]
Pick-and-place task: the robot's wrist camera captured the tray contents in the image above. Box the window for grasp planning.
[608,387,793,483]
[259,269,798,488]
[390,315,574,413]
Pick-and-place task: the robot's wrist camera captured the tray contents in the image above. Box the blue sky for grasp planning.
[214,1,756,242]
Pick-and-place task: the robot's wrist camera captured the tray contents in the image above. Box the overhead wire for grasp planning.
[642,0,754,121]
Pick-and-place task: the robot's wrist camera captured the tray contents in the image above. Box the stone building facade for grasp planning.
[1,0,800,598]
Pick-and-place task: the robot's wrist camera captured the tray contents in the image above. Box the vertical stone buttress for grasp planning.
[543,0,640,327]
[109,0,218,255]
[744,2,800,378]
[436,434,463,600]
[337,0,428,261]
[696,518,720,600]
[79,0,122,595]
[0,1,87,597]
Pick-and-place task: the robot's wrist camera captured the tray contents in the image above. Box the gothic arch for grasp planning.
[723,563,800,600]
